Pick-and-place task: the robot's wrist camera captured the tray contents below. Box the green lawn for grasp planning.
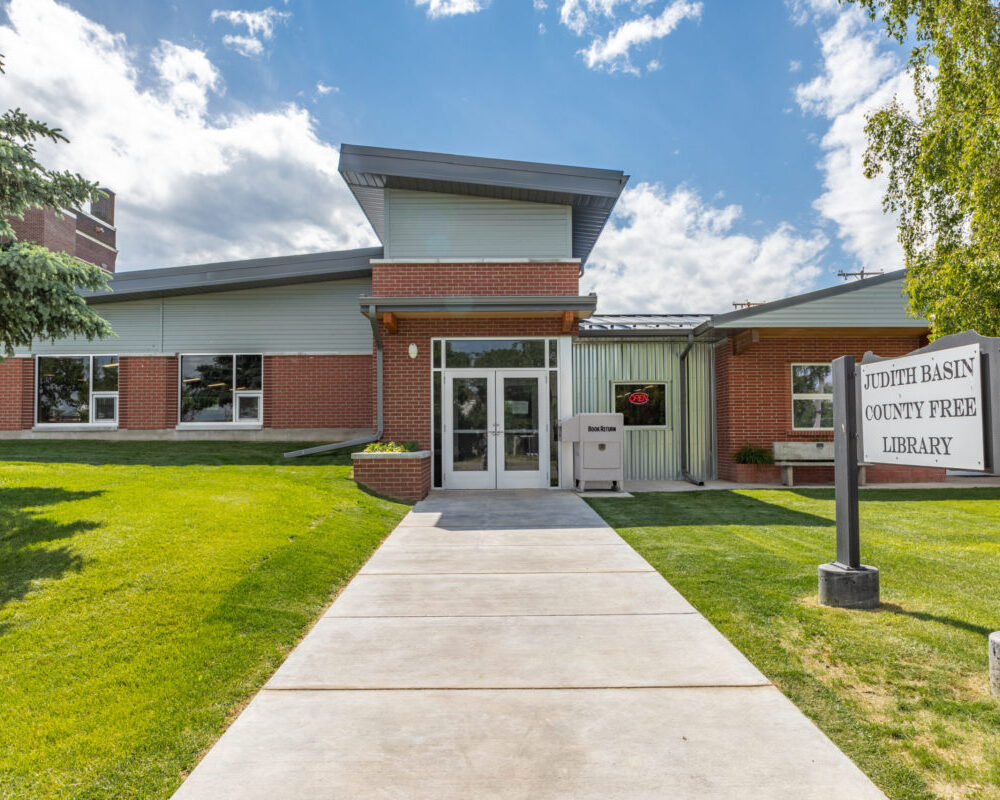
[0,440,408,800]
[588,488,1000,800]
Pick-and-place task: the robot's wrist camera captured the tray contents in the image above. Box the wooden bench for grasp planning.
[773,441,866,487]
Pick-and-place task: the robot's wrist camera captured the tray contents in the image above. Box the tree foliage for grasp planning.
[0,56,113,358]
[847,0,1000,337]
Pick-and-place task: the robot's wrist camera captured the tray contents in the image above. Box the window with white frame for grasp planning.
[36,355,118,425]
[179,354,262,424]
[791,363,833,430]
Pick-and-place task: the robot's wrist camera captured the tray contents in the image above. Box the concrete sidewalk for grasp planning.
[173,490,886,799]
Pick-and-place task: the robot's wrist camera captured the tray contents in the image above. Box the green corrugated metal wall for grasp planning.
[572,338,715,481]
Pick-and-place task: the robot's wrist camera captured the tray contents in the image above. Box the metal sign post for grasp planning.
[819,355,879,608]
[820,331,1000,609]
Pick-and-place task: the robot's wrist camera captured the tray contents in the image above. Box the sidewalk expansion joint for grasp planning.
[261,683,776,692]
[358,570,656,576]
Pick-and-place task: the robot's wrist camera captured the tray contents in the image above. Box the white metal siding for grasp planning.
[18,278,373,355]
[162,279,371,352]
[20,299,161,355]
[738,278,927,328]
[385,189,572,259]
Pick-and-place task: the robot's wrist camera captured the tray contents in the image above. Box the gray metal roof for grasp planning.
[338,144,628,266]
[580,314,713,335]
[710,269,916,328]
[86,246,382,304]
[360,294,598,314]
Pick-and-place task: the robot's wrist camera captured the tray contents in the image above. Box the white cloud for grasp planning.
[316,81,338,95]
[210,7,289,38]
[539,22,547,34]
[580,1,701,74]
[0,0,374,269]
[794,10,898,117]
[794,4,911,270]
[221,34,264,57]
[789,59,801,72]
[646,58,662,72]
[559,0,619,36]
[534,0,548,9]
[583,183,827,312]
[211,6,290,57]
[560,0,700,74]
[414,0,489,18]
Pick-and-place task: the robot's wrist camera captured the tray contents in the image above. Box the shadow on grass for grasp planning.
[0,487,102,613]
[793,487,1000,503]
[876,602,995,637]
[592,489,834,528]
[0,440,359,468]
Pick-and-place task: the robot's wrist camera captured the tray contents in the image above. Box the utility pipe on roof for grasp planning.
[679,332,704,486]
[283,304,384,458]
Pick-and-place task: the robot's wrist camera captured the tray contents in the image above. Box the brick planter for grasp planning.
[729,463,782,484]
[351,450,432,503]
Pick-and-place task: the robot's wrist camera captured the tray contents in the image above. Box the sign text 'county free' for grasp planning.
[859,342,985,470]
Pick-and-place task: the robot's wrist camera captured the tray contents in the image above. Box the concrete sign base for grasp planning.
[818,563,880,609]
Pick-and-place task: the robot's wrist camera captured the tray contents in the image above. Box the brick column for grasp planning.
[0,357,35,430]
[119,356,178,429]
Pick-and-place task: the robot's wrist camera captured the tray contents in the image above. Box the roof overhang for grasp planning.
[359,294,597,319]
[85,247,383,304]
[339,144,628,266]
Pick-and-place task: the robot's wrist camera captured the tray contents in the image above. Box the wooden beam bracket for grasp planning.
[561,310,574,334]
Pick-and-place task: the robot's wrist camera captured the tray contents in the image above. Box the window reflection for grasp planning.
[37,356,91,423]
[180,355,234,422]
[445,339,545,368]
[180,354,262,423]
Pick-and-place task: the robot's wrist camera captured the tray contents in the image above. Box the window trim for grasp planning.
[34,354,119,429]
[91,392,119,425]
[612,380,670,430]
[790,362,834,431]
[234,390,263,424]
[177,353,263,429]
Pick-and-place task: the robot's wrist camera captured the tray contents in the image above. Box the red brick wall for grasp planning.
[352,452,431,503]
[263,355,374,429]
[372,262,579,297]
[715,332,944,483]
[119,356,178,429]
[9,208,77,256]
[8,207,117,270]
[380,317,568,449]
[73,235,116,271]
[0,358,34,430]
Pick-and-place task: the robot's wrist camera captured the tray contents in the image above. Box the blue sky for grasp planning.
[0,0,911,311]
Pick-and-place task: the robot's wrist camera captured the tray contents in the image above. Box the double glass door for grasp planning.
[443,370,549,489]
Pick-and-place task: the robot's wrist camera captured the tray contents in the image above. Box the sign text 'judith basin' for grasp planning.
[859,342,984,470]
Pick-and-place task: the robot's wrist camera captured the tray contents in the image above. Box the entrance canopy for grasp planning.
[360,294,598,332]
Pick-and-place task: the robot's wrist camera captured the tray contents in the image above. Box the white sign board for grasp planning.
[859,342,985,470]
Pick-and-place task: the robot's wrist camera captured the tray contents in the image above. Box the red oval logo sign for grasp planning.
[628,391,650,406]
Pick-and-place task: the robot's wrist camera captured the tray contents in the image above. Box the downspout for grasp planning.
[679,331,704,486]
[283,303,384,458]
